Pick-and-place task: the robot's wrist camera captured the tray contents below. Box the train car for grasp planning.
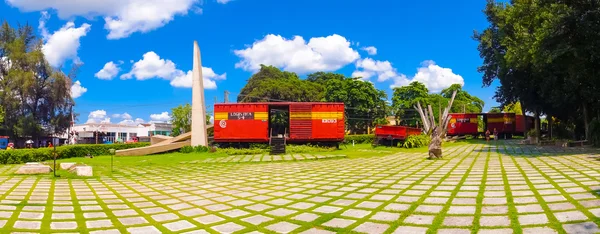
[375,125,422,145]
[484,113,516,137]
[213,102,345,144]
[515,115,535,136]
[447,113,479,136]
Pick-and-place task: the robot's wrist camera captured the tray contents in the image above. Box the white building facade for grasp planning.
[71,122,173,144]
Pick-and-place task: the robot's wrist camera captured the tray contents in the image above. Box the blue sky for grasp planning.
[1,0,497,124]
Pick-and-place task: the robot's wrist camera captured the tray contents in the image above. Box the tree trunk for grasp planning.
[583,104,590,140]
[534,110,540,140]
[548,116,553,139]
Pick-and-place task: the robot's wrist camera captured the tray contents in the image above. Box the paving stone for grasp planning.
[516,204,544,213]
[51,213,75,220]
[353,222,390,234]
[443,216,474,226]
[313,205,342,213]
[519,213,549,225]
[300,228,336,234]
[90,229,121,234]
[118,217,148,225]
[404,215,435,225]
[292,212,320,222]
[437,228,472,234]
[480,216,511,227]
[267,208,297,217]
[84,212,108,218]
[477,228,514,234]
[371,211,400,221]
[447,206,476,214]
[265,222,300,233]
[562,222,600,234]
[246,203,272,211]
[14,220,41,229]
[554,211,588,222]
[323,218,355,228]
[211,222,245,233]
[194,214,224,224]
[393,226,428,234]
[242,215,273,225]
[522,227,558,234]
[163,220,196,232]
[112,209,138,217]
[341,209,371,218]
[18,212,44,219]
[221,209,250,218]
[290,202,316,209]
[86,219,113,228]
[415,205,443,213]
[547,202,576,211]
[127,226,161,234]
[151,213,178,222]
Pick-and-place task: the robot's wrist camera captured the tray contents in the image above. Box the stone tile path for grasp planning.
[200,154,346,163]
[0,142,600,233]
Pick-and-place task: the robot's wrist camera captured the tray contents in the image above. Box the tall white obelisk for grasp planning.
[191,41,208,146]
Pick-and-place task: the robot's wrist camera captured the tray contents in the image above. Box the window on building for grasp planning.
[119,132,127,141]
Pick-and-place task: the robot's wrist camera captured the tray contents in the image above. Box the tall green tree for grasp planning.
[170,104,192,137]
[238,65,323,102]
[441,84,484,113]
[323,78,388,134]
[0,21,73,140]
[391,82,429,126]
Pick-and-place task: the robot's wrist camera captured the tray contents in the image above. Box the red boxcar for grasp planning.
[485,113,516,134]
[375,125,422,141]
[515,115,535,135]
[447,113,479,136]
[213,102,345,143]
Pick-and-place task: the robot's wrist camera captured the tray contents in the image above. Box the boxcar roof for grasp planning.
[214,102,344,105]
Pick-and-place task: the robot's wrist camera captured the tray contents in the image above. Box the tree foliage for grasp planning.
[170,103,212,137]
[475,0,600,140]
[237,66,389,133]
[0,21,74,140]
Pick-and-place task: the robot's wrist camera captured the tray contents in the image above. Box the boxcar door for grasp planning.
[289,104,313,141]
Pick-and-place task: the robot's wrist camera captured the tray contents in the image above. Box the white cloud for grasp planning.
[112,112,132,120]
[9,0,200,39]
[70,80,87,99]
[170,68,224,89]
[119,117,144,125]
[39,13,91,67]
[352,58,399,82]
[150,112,170,122]
[361,46,377,55]
[122,51,224,89]
[95,61,121,80]
[86,110,110,124]
[391,60,464,92]
[121,52,177,80]
[234,34,360,74]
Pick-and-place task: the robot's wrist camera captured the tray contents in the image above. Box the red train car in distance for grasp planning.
[213,102,345,143]
[375,125,422,141]
[515,115,535,135]
[485,113,516,134]
[447,113,479,136]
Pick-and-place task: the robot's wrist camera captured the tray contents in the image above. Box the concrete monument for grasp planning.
[191,41,208,147]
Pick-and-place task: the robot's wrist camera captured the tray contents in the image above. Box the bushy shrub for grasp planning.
[0,143,150,165]
[345,134,375,144]
[402,134,430,149]
[194,145,209,153]
[179,146,194,153]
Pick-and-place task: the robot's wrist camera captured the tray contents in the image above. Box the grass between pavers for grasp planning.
[1,141,600,233]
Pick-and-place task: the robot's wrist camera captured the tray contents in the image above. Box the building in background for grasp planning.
[71,122,173,144]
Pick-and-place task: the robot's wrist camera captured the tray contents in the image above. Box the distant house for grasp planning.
[71,122,173,144]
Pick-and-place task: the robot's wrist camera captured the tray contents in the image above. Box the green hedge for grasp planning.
[0,143,150,165]
[345,134,375,144]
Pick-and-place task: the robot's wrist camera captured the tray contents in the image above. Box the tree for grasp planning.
[324,78,388,134]
[391,82,429,126]
[488,107,502,114]
[238,65,323,102]
[502,102,522,115]
[0,21,74,140]
[171,104,192,137]
[441,84,485,113]
[414,90,458,159]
